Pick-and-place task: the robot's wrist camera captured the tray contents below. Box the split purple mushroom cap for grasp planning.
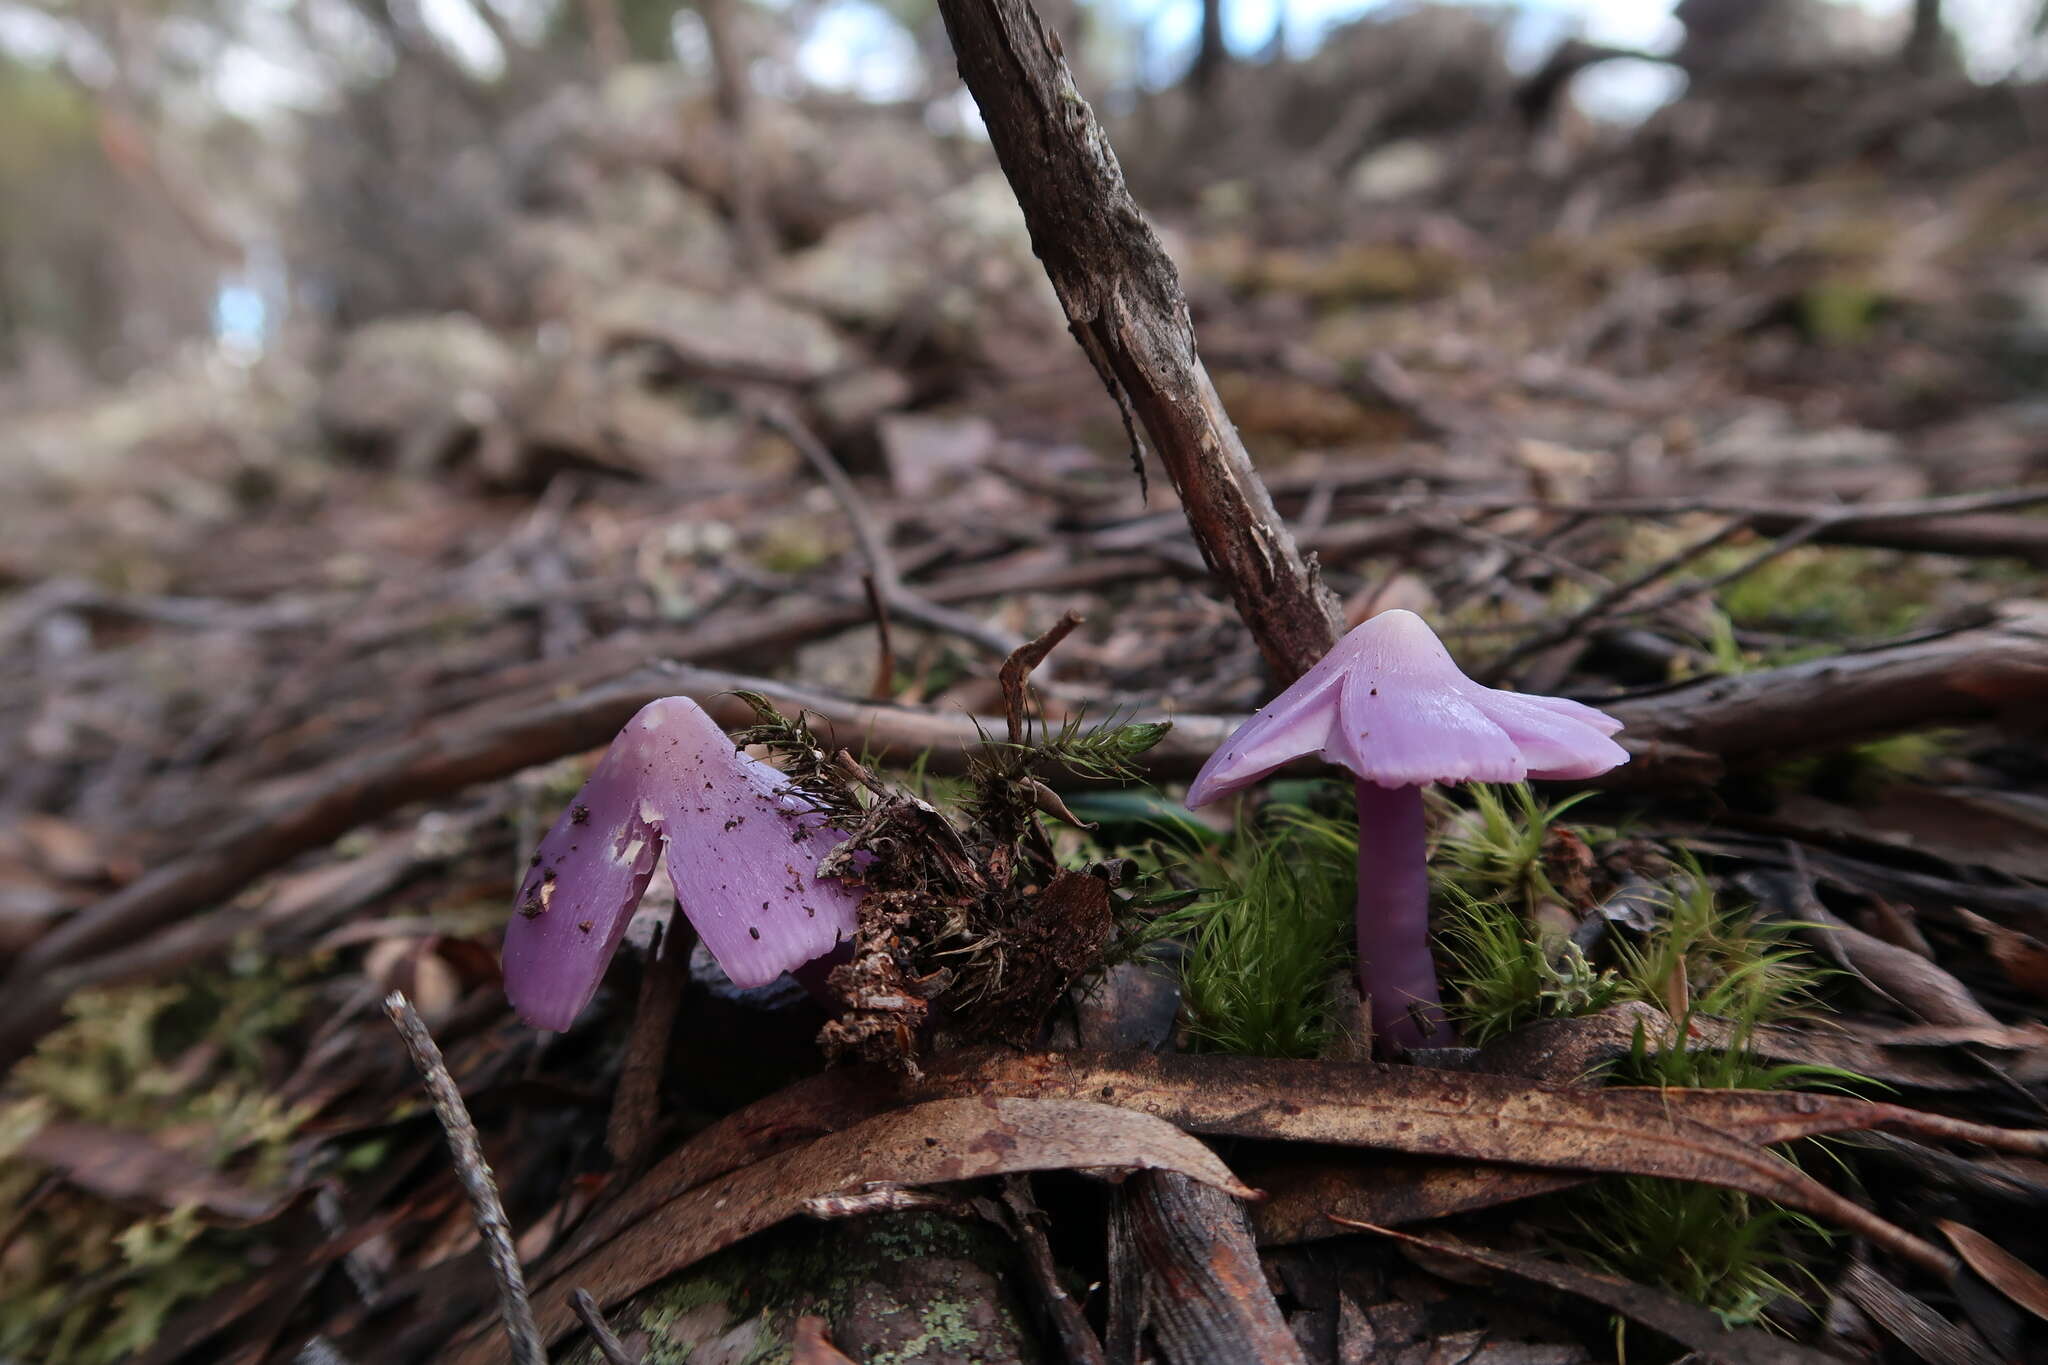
[502,696,863,1031]
[1186,610,1628,1051]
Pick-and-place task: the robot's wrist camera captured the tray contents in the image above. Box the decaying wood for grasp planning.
[932,0,1345,685]
[1109,1171,1308,1365]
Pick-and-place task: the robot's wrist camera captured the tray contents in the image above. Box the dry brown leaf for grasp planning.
[19,1119,293,1223]
[1337,1220,1842,1365]
[1247,1152,1586,1244]
[790,1315,857,1364]
[540,1050,2048,1290]
[1837,1258,2004,1365]
[1474,1004,2019,1093]
[1939,1219,2048,1323]
[1955,908,2048,1004]
[461,1095,1252,1361]
[1796,900,2001,1029]
[15,813,137,884]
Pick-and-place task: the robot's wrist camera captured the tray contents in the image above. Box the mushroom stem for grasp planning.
[1353,779,1447,1053]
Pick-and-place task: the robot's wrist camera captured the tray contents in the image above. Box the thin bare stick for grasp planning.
[999,610,1084,745]
[383,991,546,1365]
[1478,514,1757,684]
[862,574,897,702]
[605,916,694,1172]
[1420,511,1612,591]
[1001,1175,1109,1365]
[1624,511,1838,618]
[569,1289,641,1365]
[757,403,1024,659]
[932,0,1343,682]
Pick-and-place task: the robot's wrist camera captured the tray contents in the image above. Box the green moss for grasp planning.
[1711,545,1934,642]
[0,959,311,1364]
[1799,278,1887,344]
[869,1299,984,1365]
[753,518,846,574]
[1764,728,1959,795]
[1154,802,1358,1058]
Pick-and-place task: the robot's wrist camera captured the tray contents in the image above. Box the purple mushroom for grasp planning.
[1186,610,1628,1052]
[502,696,863,1031]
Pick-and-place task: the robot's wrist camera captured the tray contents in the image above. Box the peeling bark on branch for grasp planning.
[933,0,1343,684]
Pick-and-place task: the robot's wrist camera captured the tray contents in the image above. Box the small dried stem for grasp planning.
[570,1288,642,1365]
[605,916,694,1171]
[758,402,1023,658]
[1477,514,1757,684]
[999,610,1084,745]
[1000,1175,1108,1365]
[862,573,897,702]
[383,991,547,1365]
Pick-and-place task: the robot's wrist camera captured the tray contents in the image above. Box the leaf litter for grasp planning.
[6,9,2048,1362]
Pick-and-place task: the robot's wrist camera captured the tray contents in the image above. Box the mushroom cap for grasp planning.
[1186,610,1628,805]
[502,696,863,1030]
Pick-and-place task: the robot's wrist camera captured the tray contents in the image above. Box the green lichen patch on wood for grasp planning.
[561,1209,1039,1365]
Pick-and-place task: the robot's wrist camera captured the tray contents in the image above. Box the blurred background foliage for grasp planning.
[0,0,2043,396]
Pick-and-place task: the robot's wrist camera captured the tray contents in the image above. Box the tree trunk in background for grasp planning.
[1191,0,1228,93]
[699,0,771,271]
[1905,0,1945,74]
[580,0,629,68]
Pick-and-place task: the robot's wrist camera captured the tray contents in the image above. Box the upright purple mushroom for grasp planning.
[1186,610,1628,1051]
[502,696,863,1031]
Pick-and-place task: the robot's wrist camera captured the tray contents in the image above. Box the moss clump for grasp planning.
[1152,799,1358,1058]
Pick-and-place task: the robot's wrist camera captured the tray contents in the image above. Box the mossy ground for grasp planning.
[0,955,312,1364]
[1133,779,1850,1329]
[564,1209,1038,1365]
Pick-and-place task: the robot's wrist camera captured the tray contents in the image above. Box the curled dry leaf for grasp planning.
[1954,907,2048,1005]
[1939,1219,2048,1323]
[543,1051,2048,1289]
[462,1095,1253,1360]
[1786,893,2000,1029]
[1336,1220,1841,1365]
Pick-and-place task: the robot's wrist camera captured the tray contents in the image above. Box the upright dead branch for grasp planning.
[932,0,1344,684]
[931,0,1349,1344]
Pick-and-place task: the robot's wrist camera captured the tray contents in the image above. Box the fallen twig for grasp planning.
[758,401,1023,659]
[384,990,546,1365]
[1000,1175,1108,1365]
[605,917,694,1172]
[860,574,895,702]
[569,1289,641,1365]
[932,0,1343,682]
